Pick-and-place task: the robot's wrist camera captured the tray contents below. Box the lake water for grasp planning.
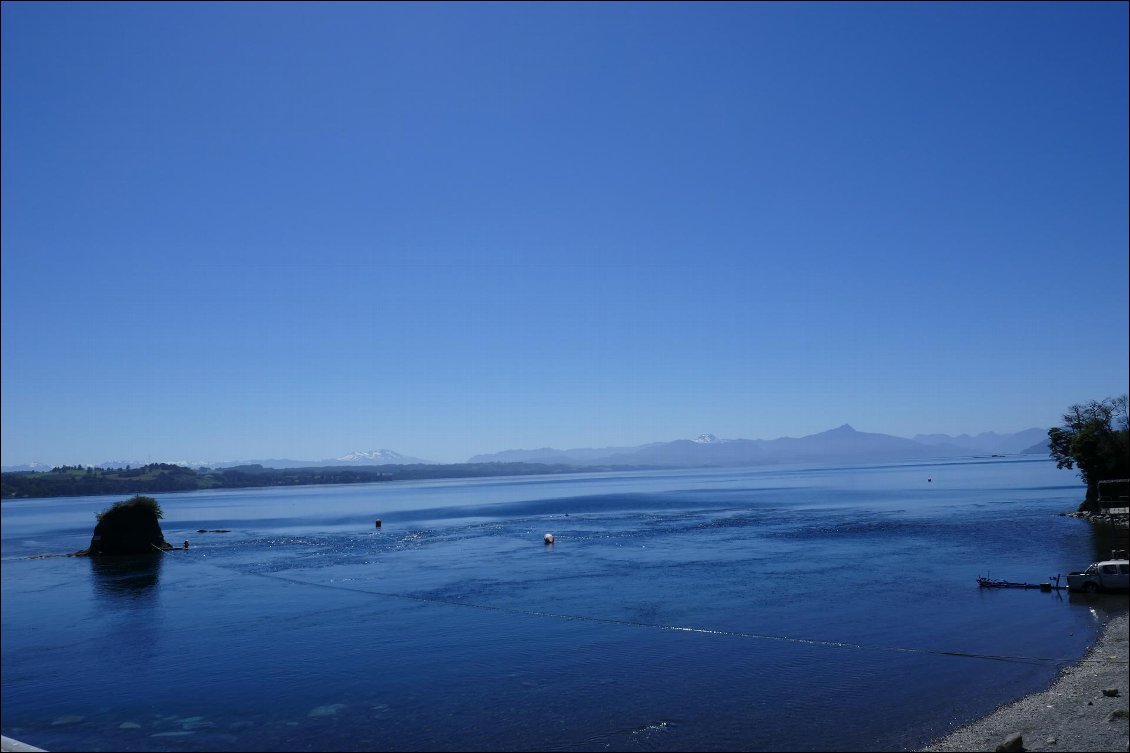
[2,457,1128,752]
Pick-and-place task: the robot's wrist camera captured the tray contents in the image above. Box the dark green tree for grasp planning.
[1047,394,1129,510]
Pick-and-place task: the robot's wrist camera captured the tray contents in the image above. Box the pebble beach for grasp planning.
[922,611,1129,753]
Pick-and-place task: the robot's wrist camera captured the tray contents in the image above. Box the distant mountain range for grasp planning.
[466,426,1050,467]
[910,429,1049,455]
[2,428,1051,473]
[1,462,56,473]
[1,448,435,473]
[198,449,436,470]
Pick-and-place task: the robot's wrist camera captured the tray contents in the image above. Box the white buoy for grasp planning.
[544,533,554,545]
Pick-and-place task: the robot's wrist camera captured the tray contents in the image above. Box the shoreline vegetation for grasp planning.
[0,461,654,500]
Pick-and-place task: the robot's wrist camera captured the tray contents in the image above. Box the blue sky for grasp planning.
[2,1,1127,466]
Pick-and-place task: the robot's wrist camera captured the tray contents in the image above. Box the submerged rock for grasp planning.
[308,703,346,717]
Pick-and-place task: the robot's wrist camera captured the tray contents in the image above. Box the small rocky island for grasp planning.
[74,495,174,556]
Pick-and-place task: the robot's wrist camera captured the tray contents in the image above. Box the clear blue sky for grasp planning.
[2,1,1127,466]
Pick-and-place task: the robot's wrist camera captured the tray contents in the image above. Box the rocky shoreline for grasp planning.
[921,611,1129,752]
[1063,510,1130,529]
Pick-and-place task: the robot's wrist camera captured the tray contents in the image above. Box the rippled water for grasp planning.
[2,458,1127,751]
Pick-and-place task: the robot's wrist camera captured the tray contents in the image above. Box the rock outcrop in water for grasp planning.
[75,495,173,556]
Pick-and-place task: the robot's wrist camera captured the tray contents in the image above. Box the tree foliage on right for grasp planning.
[1048,394,1129,511]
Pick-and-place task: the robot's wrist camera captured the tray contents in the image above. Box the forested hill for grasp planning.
[0,461,594,500]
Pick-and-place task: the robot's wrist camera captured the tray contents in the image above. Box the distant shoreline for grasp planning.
[0,456,1066,502]
[0,461,658,500]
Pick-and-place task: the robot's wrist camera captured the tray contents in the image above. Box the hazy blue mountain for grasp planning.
[911,428,1047,455]
[204,449,434,469]
[468,425,988,468]
[4,429,1051,474]
[205,458,338,469]
[1021,439,1051,455]
[3,450,433,473]
[466,444,660,465]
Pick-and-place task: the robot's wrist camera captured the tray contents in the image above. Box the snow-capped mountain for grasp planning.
[0,462,55,472]
[335,449,432,465]
[209,449,436,468]
[693,434,724,444]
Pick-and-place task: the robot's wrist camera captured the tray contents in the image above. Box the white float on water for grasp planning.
[544,533,554,544]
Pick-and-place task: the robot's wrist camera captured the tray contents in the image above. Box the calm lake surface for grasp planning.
[3,458,1128,752]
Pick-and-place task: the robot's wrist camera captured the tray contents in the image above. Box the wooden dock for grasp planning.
[977,575,1066,591]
